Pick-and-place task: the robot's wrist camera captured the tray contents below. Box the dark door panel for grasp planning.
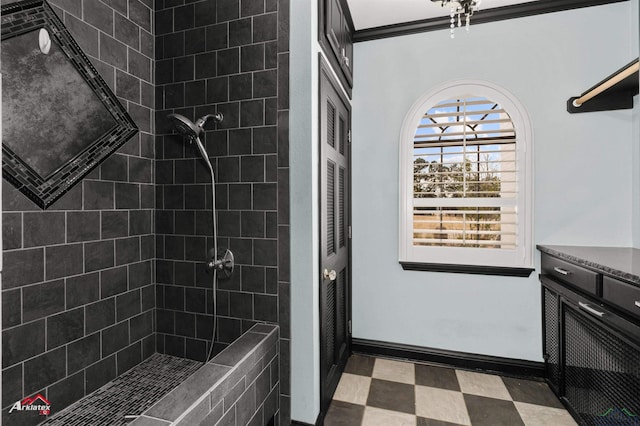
[319,56,351,413]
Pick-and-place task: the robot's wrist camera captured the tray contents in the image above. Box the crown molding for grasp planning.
[353,0,629,42]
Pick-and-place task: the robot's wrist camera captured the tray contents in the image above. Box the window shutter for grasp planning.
[412,97,518,249]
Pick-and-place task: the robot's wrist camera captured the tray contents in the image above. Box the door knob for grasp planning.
[323,268,337,281]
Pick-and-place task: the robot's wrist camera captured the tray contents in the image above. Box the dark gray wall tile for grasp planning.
[85,355,117,394]
[195,0,216,27]
[253,13,277,42]
[65,12,100,57]
[2,213,22,251]
[66,272,100,309]
[217,48,239,76]
[67,211,101,243]
[85,240,116,272]
[115,14,140,49]
[23,212,65,248]
[67,333,101,374]
[23,346,66,396]
[116,341,143,375]
[2,363,22,408]
[174,4,195,31]
[2,289,21,328]
[2,320,45,367]
[47,307,85,349]
[229,18,252,47]
[129,0,152,32]
[84,180,115,210]
[242,0,264,17]
[23,280,65,323]
[86,298,116,335]
[101,266,129,298]
[102,321,130,357]
[186,28,206,55]
[130,260,153,289]
[116,289,142,321]
[130,310,153,341]
[217,0,239,22]
[102,211,129,239]
[100,32,128,69]
[116,70,141,103]
[116,237,141,265]
[3,248,44,289]
[48,370,85,413]
[46,244,84,280]
[84,0,114,35]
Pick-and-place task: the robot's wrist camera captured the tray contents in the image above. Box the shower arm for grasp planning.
[195,113,224,129]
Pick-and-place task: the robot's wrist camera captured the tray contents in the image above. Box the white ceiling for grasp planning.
[346,0,542,30]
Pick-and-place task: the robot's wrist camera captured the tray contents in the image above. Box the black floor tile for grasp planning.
[367,378,416,415]
[415,364,461,392]
[501,376,564,409]
[344,354,375,377]
[464,394,525,426]
[324,400,365,426]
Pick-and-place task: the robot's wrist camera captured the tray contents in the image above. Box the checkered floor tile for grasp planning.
[325,355,578,426]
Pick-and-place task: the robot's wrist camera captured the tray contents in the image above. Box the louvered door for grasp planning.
[320,58,351,412]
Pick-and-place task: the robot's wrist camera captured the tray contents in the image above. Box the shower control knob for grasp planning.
[323,268,337,281]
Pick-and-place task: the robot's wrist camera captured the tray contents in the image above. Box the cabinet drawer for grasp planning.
[541,254,600,296]
[603,276,640,319]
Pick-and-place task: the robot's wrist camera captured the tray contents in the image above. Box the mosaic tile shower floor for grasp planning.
[41,354,201,426]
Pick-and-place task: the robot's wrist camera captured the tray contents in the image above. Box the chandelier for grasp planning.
[431,0,481,38]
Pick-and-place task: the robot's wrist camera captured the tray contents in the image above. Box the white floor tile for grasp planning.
[455,369,511,400]
[414,385,471,425]
[362,406,416,426]
[371,358,415,385]
[333,373,371,405]
[514,402,579,426]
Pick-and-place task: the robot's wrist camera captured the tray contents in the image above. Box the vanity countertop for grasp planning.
[537,245,640,286]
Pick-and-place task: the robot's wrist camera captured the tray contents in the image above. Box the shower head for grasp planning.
[167,112,223,140]
[168,113,201,139]
[168,113,223,166]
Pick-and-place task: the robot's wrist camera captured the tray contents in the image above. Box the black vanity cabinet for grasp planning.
[539,246,640,426]
[320,0,354,94]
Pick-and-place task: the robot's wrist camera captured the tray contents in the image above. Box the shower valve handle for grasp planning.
[207,248,235,280]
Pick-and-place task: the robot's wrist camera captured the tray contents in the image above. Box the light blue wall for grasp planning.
[290,0,321,422]
[352,2,637,361]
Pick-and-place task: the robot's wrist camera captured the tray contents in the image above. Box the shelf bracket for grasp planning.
[567,58,639,114]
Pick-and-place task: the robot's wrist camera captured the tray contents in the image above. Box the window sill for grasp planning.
[399,262,535,277]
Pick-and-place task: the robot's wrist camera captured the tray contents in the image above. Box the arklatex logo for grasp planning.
[9,394,51,416]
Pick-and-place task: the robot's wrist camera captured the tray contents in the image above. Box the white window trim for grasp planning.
[399,80,534,269]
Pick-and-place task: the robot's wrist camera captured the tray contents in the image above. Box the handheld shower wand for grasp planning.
[167,112,233,361]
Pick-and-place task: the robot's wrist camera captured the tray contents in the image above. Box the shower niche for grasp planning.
[1,0,138,209]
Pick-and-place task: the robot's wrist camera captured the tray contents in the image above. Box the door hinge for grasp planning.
[348,320,352,334]
[348,226,352,239]
[347,130,352,143]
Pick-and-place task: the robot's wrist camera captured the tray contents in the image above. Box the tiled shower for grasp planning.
[1,0,291,424]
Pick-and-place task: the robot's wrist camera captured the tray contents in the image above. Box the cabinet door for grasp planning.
[342,22,353,76]
[562,301,640,425]
[322,0,353,89]
[542,286,561,395]
[326,0,343,65]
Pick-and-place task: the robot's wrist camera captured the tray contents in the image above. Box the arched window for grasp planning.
[399,81,533,273]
